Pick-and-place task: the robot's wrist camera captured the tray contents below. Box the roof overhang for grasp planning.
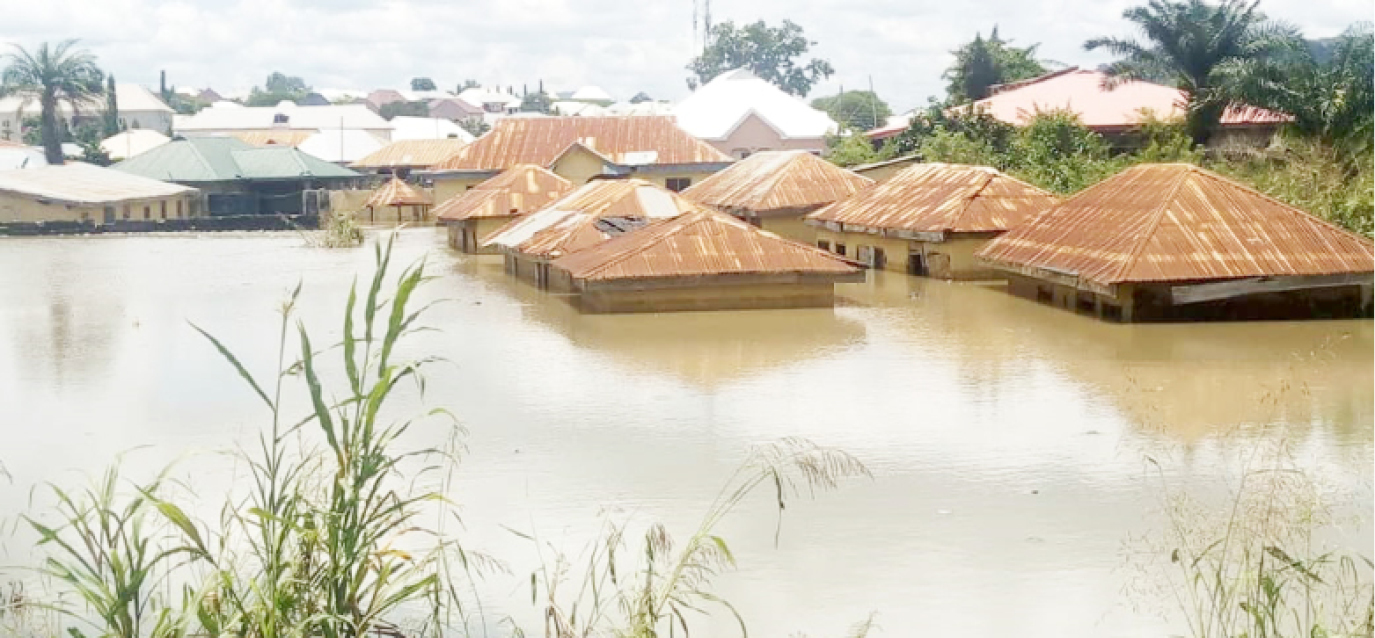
[574,270,866,291]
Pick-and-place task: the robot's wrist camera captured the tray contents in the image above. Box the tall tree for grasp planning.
[410,77,436,91]
[1085,0,1301,145]
[520,91,552,114]
[811,90,892,132]
[686,20,834,96]
[247,71,310,106]
[629,91,653,104]
[944,27,1046,103]
[0,40,104,164]
[102,74,120,137]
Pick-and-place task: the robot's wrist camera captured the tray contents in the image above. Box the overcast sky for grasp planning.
[1,0,1368,112]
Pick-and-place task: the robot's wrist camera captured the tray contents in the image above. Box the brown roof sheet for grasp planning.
[807,163,1058,235]
[365,177,432,208]
[434,164,573,221]
[552,209,863,282]
[681,150,873,214]
[227,131,315,147]
[432,116,732,171]
[351,138,467,169]
[482,178,700,259]
[976,163,1375,285]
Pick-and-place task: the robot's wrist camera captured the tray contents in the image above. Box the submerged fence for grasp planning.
[0,214,321,236]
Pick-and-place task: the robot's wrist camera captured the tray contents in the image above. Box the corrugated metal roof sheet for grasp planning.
[228,131,314,147]
[682,150,873,214]
[552,209,863,281]
[351,139,468,170]
[114,137,358,182]
[0,163,196,204]
[976,163,1375,285]
[432,116,731,171]
[483,178,699,258]
[807,163,1058,235]
[434,165,572,221]
[365,178,431,207]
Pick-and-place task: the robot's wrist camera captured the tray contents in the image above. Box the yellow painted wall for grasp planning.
[0,192,199,225]
[447,217,516,253]
[549,148,608,185]
[432,176,489,204]
[855,159,919,183]
[759,216,815,244]
[813,228,1003,280]
[579,282,837,313]
[713,112,826,158]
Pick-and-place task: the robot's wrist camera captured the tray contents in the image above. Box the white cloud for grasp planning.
[0,0,1366,112]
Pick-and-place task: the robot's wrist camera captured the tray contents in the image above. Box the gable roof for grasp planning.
[976,163,1374,286]
[808,163,1058,235]
[672,69,838,141]
[0,162,195,205]
[431,116,731,172]
[297,129,386,163]
[482,178,698,258]
[434,164,572,221]
[175,102,392,132]
[228,130,315,147]
[683,150,873,213]
[552,209,863,281]
[112,136,359,182]
[388,116,475,142]
[352,138,468,170]
[365,177,432,207]
[100,129,171,160]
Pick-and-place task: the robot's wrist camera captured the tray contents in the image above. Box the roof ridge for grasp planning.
[575,210,723,278]
[946,169,999,231]
[1188,164,1374,245]
[1108,164,1192,282]
[188,138,229,179]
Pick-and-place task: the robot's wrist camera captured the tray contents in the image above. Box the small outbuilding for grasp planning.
[806,162,1058,279]
[364,177,432,223]
[483,178,697,289]
[976,163,1375,321]
[681,150,873,243]
[434,164,572,254]
[100,129,170,161]
[550,209,865,313]
[0,163,199,225]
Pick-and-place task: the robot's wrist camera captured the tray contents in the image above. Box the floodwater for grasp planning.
[1,228,1371,637]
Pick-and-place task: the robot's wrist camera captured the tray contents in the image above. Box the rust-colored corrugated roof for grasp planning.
[434,164,573,221]
[432,116,732,171]
[227,131,315,147]
[681,150,873,214]
[351,138,467,169]
[482,178,699,259]
[807,163,1058,235]
[553,209,863,282]
[976,163,1375,286]
[365,177,432,208]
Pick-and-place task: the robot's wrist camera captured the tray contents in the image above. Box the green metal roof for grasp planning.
[113,136,359,183]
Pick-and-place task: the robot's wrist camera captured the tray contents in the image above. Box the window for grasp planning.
[834,243,846,256]
[817,240,830,251]
[143,205,150,220]
[160,201,167,220]
[176,200,183,218]
[856,245,873,265]
[122,204,131,220]
[666,177,691,192]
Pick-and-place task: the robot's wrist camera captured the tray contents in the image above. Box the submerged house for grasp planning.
[363,177,432,223]
[806,163,1058,278]
[112,136,359,215]
[424,116,733,203]
[681,150,873,243]
[976,163,1375,321]
[434,164,572,253]
[550,209,865,313]
[0,163,199,225]
[482,178,698,288]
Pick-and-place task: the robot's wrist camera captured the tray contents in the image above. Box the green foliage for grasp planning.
[917,128,1008,169]
[1085,0,1303,144]
[811,90,892,133]
[378,101,429,120]
[1210,136,1374,237]
[458,118,489,138]
[687,20,835,97]
[823,132,892,167]
[1009,110,1119,194]
[944,27,1046,103]
[630,91,653,103]
[410,77,436,91]
[0,39,104,164]
[520,91,552,114]
[887,101,1017,159]
[102,74,120,137]
[457,79,479,92]
[247,71,309,106]
[71,120,111,166]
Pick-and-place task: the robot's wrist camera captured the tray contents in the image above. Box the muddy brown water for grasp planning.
[1,228,1370,637]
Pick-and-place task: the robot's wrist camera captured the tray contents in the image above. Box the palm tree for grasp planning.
[0,40,104,164]
[1085,0,1301,145]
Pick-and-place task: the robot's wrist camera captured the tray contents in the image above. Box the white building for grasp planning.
[100,129,171,160]
[457,87,522,115]
[297,128,386,164]
[672,69,838,158]
[175,101,394,140]
[0,83,174,142]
